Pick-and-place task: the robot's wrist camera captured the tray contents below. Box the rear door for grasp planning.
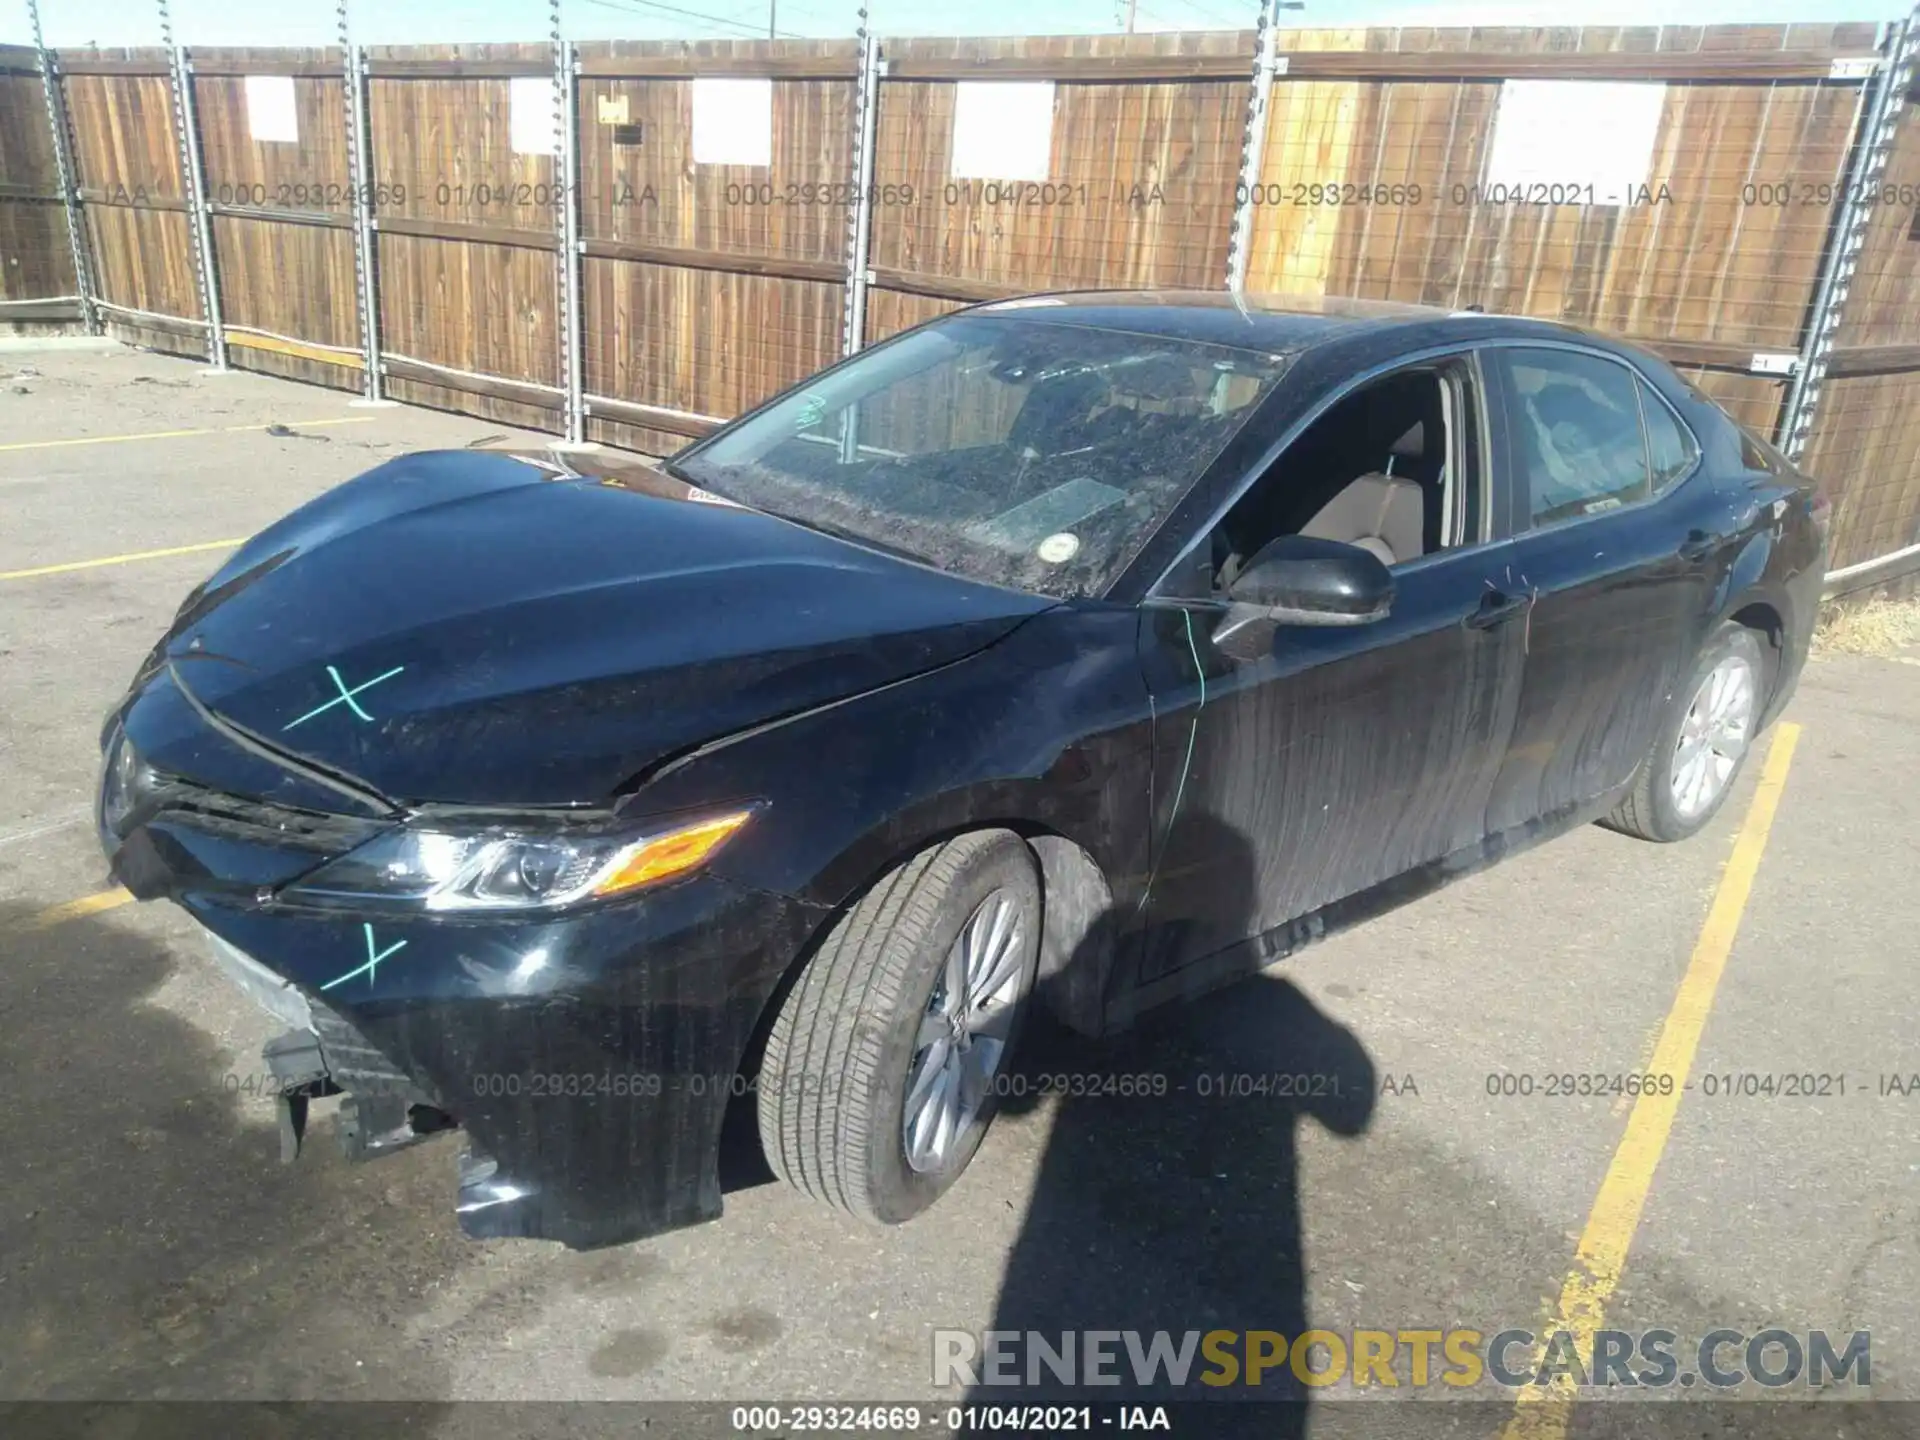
[1480,343,1734,831]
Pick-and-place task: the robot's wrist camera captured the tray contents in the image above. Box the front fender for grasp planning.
[628,605,1156,924]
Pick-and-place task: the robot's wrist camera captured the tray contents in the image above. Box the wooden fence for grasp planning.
[0,45,81,324]
[1236,24,1878,447]
[2,18,1917,568]
[194,47,361,387]
[577,39,862,454]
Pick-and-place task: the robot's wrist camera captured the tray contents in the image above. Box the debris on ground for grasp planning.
[264,423,330,442]
[1813,595,1920,657]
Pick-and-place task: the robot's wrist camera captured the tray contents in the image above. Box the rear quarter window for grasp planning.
[1638,379,1700,492]
[1738,429,1791,475]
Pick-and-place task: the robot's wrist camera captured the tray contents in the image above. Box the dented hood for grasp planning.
[131,450,1049,806]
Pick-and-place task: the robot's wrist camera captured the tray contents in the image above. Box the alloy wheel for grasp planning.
[1670,653,1757,821]
[902,888,1026,1174]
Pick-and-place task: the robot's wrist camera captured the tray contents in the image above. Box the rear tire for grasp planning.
[756,829,1040,1224]
[1605,623,1766,843]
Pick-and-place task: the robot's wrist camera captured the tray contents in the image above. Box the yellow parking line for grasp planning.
[18,887,134,932]
[1500,723,1801,1439]
[0,538,244,581]
[0,415,372,453]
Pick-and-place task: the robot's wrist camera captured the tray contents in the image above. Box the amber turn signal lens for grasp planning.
[591,809,754,898]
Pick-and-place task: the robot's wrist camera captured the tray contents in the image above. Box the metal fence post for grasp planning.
[27,0,99,334]
[841,14,880,357]
[170,45,227,369]
[159,0,228,370]
[340,4,389,403]
[1779,6,1919,460]
[1225,0,1280,294]
[556,35,587,445]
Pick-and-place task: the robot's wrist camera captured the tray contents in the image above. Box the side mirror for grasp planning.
[1215,535,1393,658]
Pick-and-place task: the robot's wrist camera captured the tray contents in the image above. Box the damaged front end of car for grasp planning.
[97,692,818,1249]
[91,448,1052,1248]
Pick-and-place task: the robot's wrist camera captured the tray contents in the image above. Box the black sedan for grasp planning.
[98,291,1825,1248]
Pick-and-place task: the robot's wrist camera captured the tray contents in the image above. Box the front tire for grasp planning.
[756,829,1040,1224]
[1605,622,1766,843]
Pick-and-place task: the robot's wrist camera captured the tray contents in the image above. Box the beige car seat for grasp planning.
[1298,419,1431,565]
[1299,473,1425,566]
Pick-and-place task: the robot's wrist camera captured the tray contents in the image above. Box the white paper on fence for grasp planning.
[509,76,559,157]
[1483,80,1667,205]
[691,78,773,167]
[950,81,1055,183]
[244,75,299,146]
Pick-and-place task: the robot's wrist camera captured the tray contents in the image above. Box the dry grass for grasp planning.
[1812,595,1920,658]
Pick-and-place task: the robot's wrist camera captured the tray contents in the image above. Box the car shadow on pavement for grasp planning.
[969,816,1376,1436]
[0,899,459,1431]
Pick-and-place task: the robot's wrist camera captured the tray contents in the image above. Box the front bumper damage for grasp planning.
[106,768,823,1249]
[200,929,451,1166]
[183,879,818,1249]
[172,881,821,1248]
[255,990,452,1169]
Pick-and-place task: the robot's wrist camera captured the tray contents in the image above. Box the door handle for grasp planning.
[1677,529,1721,562]
[1466,591,1529,630]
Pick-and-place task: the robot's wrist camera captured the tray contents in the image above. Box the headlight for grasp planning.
[287,808,756,913]
[100,727,158,836]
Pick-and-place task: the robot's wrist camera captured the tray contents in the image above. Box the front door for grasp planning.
[1132,352,1528,983]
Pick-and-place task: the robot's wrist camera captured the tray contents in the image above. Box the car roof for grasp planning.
[968,288,1563,355]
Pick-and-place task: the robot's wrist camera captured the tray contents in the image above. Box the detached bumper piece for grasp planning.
[174,869,817,1249]
[262,997,455,1165]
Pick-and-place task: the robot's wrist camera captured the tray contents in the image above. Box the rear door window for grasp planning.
[1495,348,1652,528]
